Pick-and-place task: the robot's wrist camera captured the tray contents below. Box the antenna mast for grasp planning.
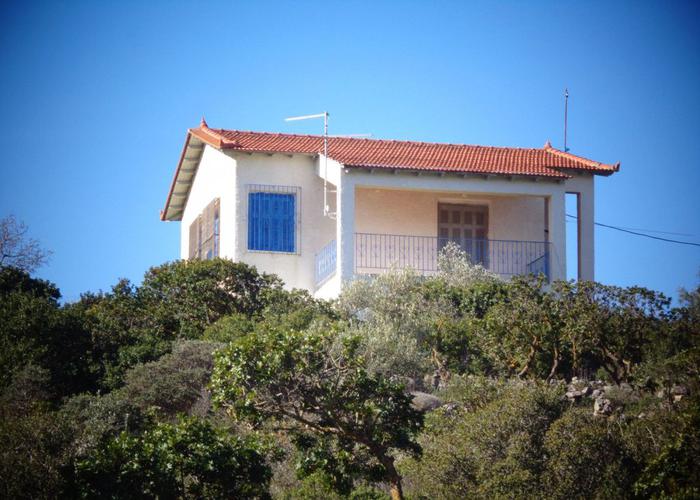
[285,112,334,218]
[564,88,569,152]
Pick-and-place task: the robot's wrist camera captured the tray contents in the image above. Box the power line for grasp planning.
[565,214,700,248]
[565,215,696,237]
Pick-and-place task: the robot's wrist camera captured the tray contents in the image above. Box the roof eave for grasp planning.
[344,163,569,181]
[160,132,193,221]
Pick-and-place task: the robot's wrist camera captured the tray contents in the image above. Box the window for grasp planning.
[246,185,300,253]
[188,198,220,259]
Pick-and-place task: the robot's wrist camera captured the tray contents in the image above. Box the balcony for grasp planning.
[315,233,551,287]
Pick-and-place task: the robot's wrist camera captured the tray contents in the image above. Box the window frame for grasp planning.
[245,184,302,255]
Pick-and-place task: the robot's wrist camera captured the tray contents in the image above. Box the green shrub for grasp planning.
[542,408,635,499]
[119,340,218,417]
[400,381,565,499]
[72,416,271,499]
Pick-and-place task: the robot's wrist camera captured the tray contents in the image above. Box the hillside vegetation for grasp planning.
[1,248,698,499]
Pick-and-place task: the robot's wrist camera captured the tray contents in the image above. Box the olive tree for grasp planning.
[211,325,424,500]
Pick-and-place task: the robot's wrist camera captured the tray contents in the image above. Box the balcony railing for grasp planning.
[354,232,550,280]
[315,239,337,285]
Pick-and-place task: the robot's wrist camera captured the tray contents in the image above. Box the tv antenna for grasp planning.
[564,88,570,152]
[285,112,371,219]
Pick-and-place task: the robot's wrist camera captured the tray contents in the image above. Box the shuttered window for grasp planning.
[188,198,220,260]
[248,192,296,252]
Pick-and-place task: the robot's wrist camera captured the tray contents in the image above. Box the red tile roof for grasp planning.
[161,121,619,220]
[190,124,619,178]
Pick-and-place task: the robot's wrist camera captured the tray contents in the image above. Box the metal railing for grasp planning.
[315,239,337,285]
[354,233,551,280]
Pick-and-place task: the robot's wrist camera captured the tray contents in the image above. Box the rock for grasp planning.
[566,390,582,400]
[619,383,633,393]
[594,398,613,417]
[590,389,602,399]
[410,391,443,412]
[580,386,591,397]
[571,376,579,383]
[671,385,690,396]
[442,402,460,415]
[603,385,615,393]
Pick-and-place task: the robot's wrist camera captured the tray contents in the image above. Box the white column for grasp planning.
[548,187,567,281]
[578,185,595,282]
[336,170,355,284]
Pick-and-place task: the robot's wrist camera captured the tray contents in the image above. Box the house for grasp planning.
[161,119,619,298]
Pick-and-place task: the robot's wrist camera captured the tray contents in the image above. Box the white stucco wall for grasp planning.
[180,145,237,260]
[355,188,545,242]
[234,153,336,291]
[564,173,595,281]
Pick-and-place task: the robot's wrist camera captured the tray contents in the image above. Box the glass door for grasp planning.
[438,203,489,266]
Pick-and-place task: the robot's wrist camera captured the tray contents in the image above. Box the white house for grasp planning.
[161,119,619,298]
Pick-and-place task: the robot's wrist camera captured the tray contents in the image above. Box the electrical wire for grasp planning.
[566,214,700,247]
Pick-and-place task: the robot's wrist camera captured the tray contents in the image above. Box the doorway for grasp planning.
[438,203,489,266]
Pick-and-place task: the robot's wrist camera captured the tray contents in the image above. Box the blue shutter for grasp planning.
[248,192,295,252]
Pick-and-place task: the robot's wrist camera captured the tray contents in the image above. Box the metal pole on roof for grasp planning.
[564,88,569,152]
[285,112,335,219]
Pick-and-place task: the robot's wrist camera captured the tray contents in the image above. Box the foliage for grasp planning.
[480,276,563,379]
[542,408,635,499]
[556,281,674,383]
[120,340,218,417]
[2,228,698,499]
[73,416,272,499]
[58,391,149,458]
[138,258,280,338]
[337,270,438,380]
[203,312,256,343]
[211,325,424,499]
[76,259,278,390]
[435,241,498,287]
[633,400,700,499]
[0,402,72,500]
[399,381,566,499]
[0,266,95,398]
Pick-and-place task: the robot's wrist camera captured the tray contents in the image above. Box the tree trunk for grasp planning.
[546,345,560,382]
[379,454,404,500]
[517,342,538,379]
[389,478,404,500]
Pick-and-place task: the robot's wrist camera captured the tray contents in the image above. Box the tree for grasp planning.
[73,417,271,499]
[211,326,424,500]
[138,258,281,338]
[0,215,51,272]
[0,267,95,397]
[556,281,671,384]
[480,276,563,380]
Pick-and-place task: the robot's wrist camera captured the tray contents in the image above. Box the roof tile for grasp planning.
[190,125,618,178]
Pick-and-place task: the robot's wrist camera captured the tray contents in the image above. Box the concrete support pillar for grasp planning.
[548,188,567,281]
[336,170,355,284]
[578,188,595,281]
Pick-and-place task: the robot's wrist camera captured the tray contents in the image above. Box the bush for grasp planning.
[119,340,218,417]
[72,416,272,499]
[542,408,635,499]
[399,380,565,499]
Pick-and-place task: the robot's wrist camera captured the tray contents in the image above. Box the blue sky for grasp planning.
[1,0,698,302]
